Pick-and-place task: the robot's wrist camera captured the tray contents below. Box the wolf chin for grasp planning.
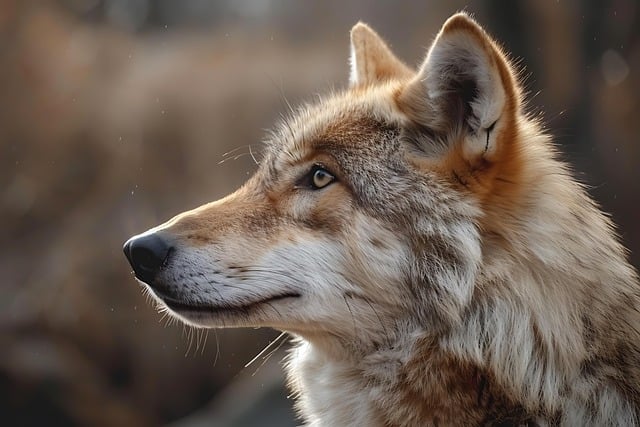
[124,13,640,426]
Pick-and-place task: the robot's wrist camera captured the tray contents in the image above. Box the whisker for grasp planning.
[267,73,296,117]
[213,329,220,366]
[245,331,287,369]
[249,145,258,166]
[184,326,195,357]
[217,145,266,165]
[220,145,252,158]
[251,333,290,376]
[195,328,202,354]
[217,151,252,165]
[202,329,209,356]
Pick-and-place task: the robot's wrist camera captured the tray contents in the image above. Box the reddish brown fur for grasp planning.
[394,15,527,237]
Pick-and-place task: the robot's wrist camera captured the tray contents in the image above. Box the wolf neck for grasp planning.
[446,123,640,421]
[287,330,534,426]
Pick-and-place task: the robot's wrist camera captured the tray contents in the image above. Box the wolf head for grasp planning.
[124,13,528,351]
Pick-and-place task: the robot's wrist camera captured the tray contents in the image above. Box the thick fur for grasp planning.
[127,13,640,425]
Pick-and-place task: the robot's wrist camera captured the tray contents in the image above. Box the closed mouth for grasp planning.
[155,291,301,314]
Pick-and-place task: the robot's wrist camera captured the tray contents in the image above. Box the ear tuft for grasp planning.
[349,22,413,87]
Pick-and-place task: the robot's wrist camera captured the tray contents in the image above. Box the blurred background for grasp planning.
[1,0,638,426]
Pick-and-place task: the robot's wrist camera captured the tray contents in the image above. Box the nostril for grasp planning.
[123,233,173,284]
[131,245,163,273]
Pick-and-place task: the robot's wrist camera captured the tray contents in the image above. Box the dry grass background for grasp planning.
[1,1,638,426]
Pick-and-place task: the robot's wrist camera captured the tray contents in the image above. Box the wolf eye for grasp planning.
[311,167,335,189]
[294,165,335,190]
[295,164,336,190]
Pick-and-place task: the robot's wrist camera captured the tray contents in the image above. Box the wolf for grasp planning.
[123,13,640,426]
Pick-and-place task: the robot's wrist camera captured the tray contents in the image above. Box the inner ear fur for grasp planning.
[397,13,521,163]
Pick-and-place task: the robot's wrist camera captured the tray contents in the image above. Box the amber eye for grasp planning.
[295,164,337,190]
[311,167,335,189]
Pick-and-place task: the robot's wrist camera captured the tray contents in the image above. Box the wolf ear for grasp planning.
[399,13,520,160]
[349,22,413,87]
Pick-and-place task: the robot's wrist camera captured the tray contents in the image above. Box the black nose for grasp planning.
[123,233,173,284]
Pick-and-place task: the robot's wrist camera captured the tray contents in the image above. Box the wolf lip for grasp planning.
[156,291,301,313]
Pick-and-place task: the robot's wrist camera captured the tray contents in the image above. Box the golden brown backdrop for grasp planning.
[1,1,638,426]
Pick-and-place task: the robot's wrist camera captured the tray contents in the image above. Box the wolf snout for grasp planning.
[123,233,173,284]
